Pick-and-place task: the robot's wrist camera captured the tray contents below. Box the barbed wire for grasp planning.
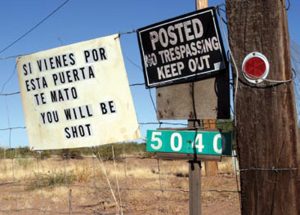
[0,121,189,132]
[0,180,239,195]
[0,82,145,97]
[239,167,297,172]
[0,54,24,61]
[0,91,20,96]
[139,122,187,126]
[285,0,290,10]
[0,0,71,56]
[129,82,145,87]
[0,208,85,215]
[0,30,138,61]
[0,153,240,214]
[1,3,298,215]
[0,62,17,94]
[0,132,239,213]
[0,121,227,131]
[0,126,26,131]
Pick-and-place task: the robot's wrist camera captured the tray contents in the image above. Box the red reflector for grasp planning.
[244,57,266,78]
[242,52,269,84]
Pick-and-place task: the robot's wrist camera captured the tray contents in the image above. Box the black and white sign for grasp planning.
[137,7,227,88]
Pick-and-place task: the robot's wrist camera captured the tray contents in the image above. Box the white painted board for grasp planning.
[17,34,140,150]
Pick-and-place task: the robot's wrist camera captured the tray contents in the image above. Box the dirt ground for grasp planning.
[0,157,240,214]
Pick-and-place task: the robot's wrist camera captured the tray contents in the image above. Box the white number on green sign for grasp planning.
[151,131,162,150]
[192,134,204,153]
[170,132,182,151]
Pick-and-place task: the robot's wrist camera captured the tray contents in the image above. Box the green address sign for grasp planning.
[146,130,232,156]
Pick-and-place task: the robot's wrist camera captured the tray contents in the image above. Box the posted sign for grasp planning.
[138,7,227,88]
[17,34,140,150]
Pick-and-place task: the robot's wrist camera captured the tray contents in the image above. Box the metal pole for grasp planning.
[188,1,208,215]
[189,160,202,215]
[188,119,202,215]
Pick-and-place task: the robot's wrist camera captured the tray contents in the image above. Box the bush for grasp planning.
[0,142,149,160]
[60,149,83,160]
[35,150,52,160]
[94,144,123,161]
[0,147,51,160]
[27,171,76,190]
[0,148,17,159]
[216,120,234,132]
[122,142,145,155]
[16,158,34,169]
[93,142,150,160]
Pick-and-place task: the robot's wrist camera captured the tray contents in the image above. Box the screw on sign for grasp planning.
[242,52,270,83]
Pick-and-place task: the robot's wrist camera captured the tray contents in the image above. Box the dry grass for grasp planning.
[0,156,238,214]
[0,156,235,183]
[218,157,236,174]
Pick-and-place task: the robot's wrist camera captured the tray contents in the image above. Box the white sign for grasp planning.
[17,34,140,150]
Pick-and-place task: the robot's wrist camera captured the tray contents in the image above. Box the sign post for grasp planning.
[146,127,232,215]
[138,1,231,214]
[138,5,230,121]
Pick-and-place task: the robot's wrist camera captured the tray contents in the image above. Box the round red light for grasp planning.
[242,52,269,83]
[244,57,266,79]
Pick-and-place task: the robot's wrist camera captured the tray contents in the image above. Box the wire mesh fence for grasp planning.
[0,5,299,214]
[0,148,241,215]
[291,40,300,126]
[0,46,238,214]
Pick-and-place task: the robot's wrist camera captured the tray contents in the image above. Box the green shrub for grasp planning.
[37,150,52,160]
[0,148,16,159]
[17,147,35,158]
[16,158,34,169]
[94,144,123,161]
[216,119,234,132]
[0,147,51,160]
[93,142,150,160]
[60,149,83,160]
[122,142,145,155]
[27,171,76,190]
[0,142,149,160]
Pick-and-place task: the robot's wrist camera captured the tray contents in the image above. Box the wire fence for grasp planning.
[291,40,300,126]
[0,151,241,215]
[0,2,299,214]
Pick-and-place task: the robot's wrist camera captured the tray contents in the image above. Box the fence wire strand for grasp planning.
[93,148,121,213]
[0,151,240,213]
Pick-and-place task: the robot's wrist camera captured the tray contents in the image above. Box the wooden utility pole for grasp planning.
[195,0,219,177]
[226,0,300,214]
[203,119,218,176]
[196,0,207,9]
